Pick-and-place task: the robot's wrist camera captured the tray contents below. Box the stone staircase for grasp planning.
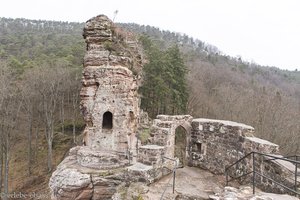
[267,155,300,190]
[224,152,300,199]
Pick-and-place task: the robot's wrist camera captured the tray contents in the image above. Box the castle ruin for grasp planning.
[49,15,299,200]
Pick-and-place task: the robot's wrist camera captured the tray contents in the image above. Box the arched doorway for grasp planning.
[175,125,187,166]
[102,111,113,129]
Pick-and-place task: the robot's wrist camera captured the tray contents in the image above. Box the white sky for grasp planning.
[1,0,299,71]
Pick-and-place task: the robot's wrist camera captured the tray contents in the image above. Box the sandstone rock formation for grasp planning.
[50,15,147,200]
[49,146,129,200]
[80,15,144,154]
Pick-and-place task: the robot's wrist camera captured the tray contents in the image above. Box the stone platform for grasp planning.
[76,146,128,169]
[49,146,167,200]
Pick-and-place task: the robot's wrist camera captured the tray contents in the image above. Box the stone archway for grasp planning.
[148,115,193,162]
[175,125,188,166]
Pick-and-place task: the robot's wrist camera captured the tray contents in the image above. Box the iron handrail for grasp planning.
[254,152,300,164]
[265,155,300,163]
[160,156,177,200]
[225,151,253,170]
[225,151,300,197]
[256,171,299,194]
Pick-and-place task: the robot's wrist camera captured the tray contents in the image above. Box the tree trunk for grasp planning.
[60,96,64,135]
[72,118,76,144]
[45,121,53,173]
[3,141,9,200]
[47,138,52,172]
[34,127,39,162]
[0,145,3,193]
[72,95,78,145]
[27,112,33,176]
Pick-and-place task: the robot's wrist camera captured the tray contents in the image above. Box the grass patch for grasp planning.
[54,119,85,135]
[138,128,150,144]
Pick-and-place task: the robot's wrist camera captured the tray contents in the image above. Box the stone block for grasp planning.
[138,145,164,166]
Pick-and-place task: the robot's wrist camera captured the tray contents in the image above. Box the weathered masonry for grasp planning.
[80,15,140,154]
[49,15,299,200]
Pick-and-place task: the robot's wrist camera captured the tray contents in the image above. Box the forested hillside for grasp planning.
[0,18,84,71]
[0,17,299,196]
[0,18,85,197]
[121,22,300,155]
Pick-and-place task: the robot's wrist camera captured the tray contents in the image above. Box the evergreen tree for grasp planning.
[139,35,188,118]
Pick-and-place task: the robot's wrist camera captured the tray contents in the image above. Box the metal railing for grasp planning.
[160,156,178,200]
[225,152,300,196]
[265,155,300,163]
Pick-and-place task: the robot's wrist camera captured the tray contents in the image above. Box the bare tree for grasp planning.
[32,65,68,172]
[0,62,22,199]
[20,70,39,176]
[60,95,65,135]
[70,73,81,144]
[0,144,3,194]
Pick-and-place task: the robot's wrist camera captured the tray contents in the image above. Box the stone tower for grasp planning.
[80,15,141,154]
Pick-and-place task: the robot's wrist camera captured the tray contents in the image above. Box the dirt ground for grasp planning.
[140,166,299,200]
[142,166,225,200]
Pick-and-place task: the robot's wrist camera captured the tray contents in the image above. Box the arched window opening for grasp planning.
[129,111,134,122]
[102,111,113,129]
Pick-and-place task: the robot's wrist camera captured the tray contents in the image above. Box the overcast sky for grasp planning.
[1,0,299,71]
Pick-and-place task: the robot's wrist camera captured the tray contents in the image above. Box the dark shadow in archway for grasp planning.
[175,125,187,167]
[102,111,113,129]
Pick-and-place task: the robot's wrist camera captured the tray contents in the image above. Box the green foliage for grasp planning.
[138,128,150,144]
[0,17,85,73]
[104,41,114,52]
[139,35,188,118]
[135,194,144,200]
[52,132,72,149]
[55,120,85,134]
[8,56,24,74]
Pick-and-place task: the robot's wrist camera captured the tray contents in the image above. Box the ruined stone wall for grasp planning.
[138,145,164,167]
[149,115,193,159]
[80,15,142,153]
[257,157,297,194]
[189,118,279,174]
[189,118,300,194]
